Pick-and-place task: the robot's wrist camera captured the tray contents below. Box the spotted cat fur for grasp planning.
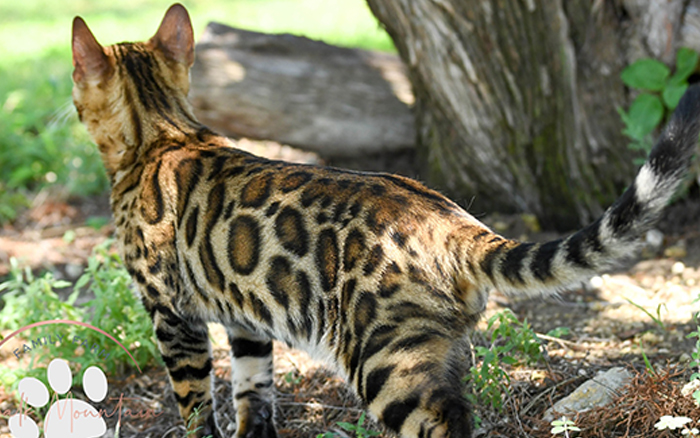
[71,4,700,437]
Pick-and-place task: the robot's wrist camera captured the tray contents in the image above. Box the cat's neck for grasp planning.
[90,95,206,180]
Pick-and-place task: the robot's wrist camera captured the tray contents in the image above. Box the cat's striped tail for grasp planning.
[468,84,700,298]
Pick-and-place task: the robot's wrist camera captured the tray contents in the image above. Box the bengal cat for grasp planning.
[70,4,700,438]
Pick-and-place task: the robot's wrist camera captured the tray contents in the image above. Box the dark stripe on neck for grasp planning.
[117,43,187,134]
[122,81,143,147]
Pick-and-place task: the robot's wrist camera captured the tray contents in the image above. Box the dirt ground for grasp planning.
[1,140,700,437]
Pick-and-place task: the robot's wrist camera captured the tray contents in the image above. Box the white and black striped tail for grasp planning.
[480,84,700,296]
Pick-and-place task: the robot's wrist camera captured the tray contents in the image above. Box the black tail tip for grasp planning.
[671,84,700,129]
[646,84,700,176]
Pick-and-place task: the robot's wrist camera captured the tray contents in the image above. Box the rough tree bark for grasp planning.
[190,22,414,158]
[367,0,700,230]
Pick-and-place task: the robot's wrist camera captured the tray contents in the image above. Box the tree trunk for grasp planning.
[190,22,414,158]
[367,0,698,230]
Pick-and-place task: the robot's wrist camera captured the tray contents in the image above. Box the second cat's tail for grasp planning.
[462,84,700,298]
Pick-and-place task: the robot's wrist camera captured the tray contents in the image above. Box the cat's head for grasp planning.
[71,4,195,173]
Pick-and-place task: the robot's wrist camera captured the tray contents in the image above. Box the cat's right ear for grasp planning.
[150,3,195,67]
[72,17,111,84]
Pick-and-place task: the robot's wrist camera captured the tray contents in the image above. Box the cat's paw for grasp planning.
[236,394,277,438]
[8,359,109,438]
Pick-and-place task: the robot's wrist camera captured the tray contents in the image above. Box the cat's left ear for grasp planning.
[150,3,195,67]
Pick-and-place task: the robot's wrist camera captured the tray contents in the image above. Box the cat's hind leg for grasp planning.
[227,325,278,438]
[357,331,474,438]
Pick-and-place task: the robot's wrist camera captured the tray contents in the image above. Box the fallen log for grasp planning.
[190,22,415,158]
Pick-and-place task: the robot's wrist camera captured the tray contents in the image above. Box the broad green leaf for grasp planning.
[671,47,699,84]
[74,273,90,291]
[621,121,643,142]
[474,346,490,356]
[358,412,367,426]
[663,82,688,109]
[621,58,670,91]
[623,93,664,140]
[66,287,80,305]
[500,355,519,365]
[616,106,632,127]
[52,280,72,289]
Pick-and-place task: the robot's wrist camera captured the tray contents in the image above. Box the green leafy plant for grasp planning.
[687,314,700,381]
[336,412,382,438]
[546,327,571,339]
[619,47,699,163]
[185,404,214,438]
[0,240,158,389]
[486,309,544,365]
[77,240,161,373]
[0,258,82,331]
[685,312,700,406]
[467,344,513,412]
[551,416,581,437]
[466,309,545,412]
[284,370,303,385]
[0,183,30,224]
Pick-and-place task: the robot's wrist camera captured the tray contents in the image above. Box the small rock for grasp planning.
[646,229,664,249]
[542,367,633,422]
[65,263,84,280]
[589,276,604,290]
[672,261,686,275]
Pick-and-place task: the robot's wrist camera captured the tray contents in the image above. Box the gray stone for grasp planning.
[543,367,633,423]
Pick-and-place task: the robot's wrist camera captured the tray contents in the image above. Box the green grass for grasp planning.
[0,0,393,222]
[0,0,393,61]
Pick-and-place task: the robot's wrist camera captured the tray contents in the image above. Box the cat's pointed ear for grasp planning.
[72,17,111,84]
[150,3,194,67]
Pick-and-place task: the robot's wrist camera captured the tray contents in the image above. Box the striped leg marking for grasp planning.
[153,310,222,438]
[357,335,474,438]
[228,325,278,438]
